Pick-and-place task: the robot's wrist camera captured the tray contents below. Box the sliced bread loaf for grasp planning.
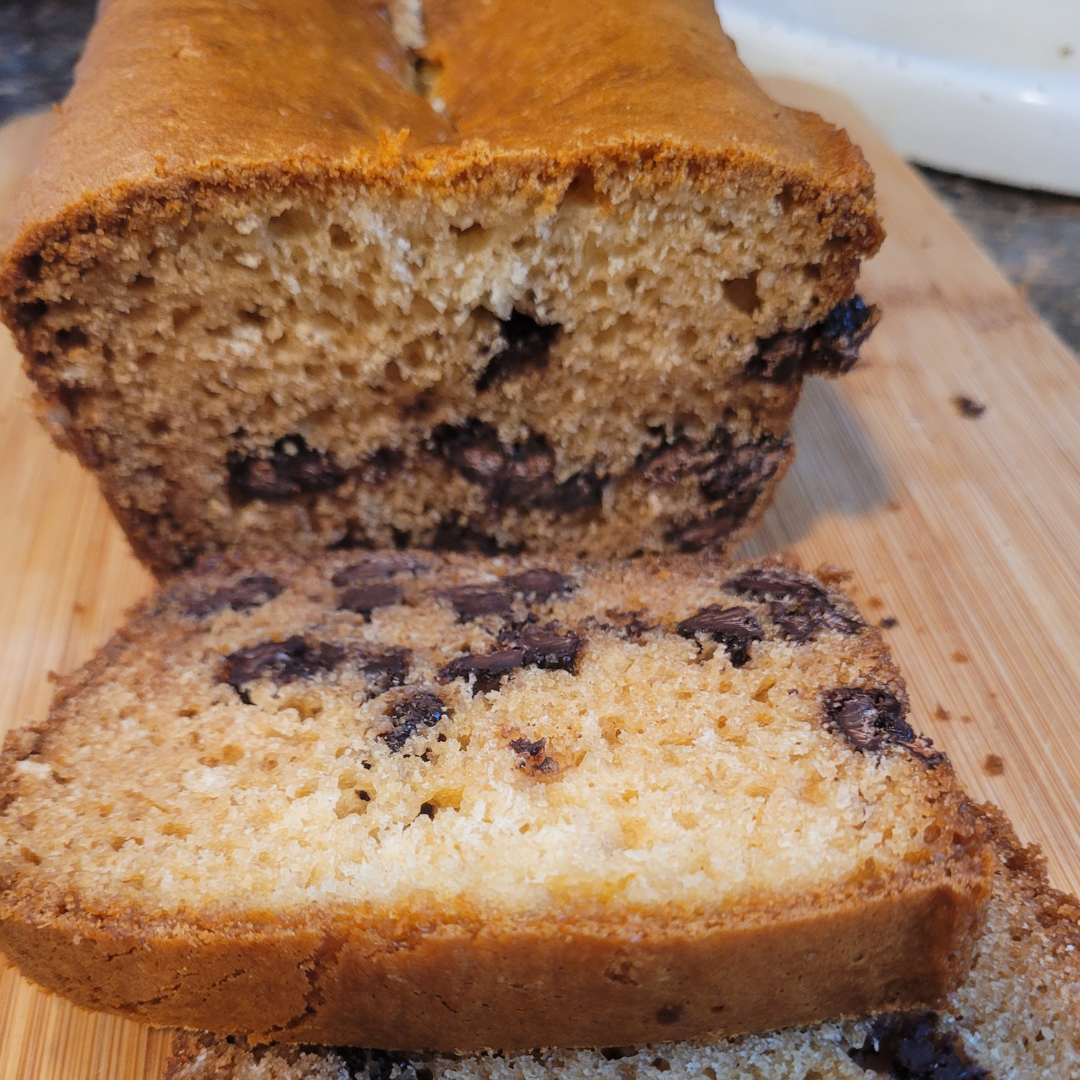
[0,552,989,1050]
[0,0,882,572]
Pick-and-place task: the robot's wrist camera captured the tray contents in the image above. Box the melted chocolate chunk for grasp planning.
[745,296,881,381]
[644,430,790,551]
[549,469,604,512]
[697,436,791,504]
[509,736,559,775]
[509,736,547,758]
[476,310,560,392]
[435,421,507,486]
[499,625,583,674]
[430,518,505,555]
[357,647,409,693]
[503,568,575,601]
[332,553,426,586]
[725,567,863,642]
[228,435,346,501]
[848,1012,989,1080]
[433,421,603,512]
[822,688,943,764]
[382,691,448,752]
[676,605,763,667]
[440,627,584,694]
[338,583,403,618]
[222,636,344,693]
[725,567,823,604]
[601,609,653,641]
[439,649,527,694]
[667,503,754,553]
[185,574,283,618]
[442,584,514,621]
[640,438,719,485]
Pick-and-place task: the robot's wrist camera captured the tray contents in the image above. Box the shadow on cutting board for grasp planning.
[740,374,893,556]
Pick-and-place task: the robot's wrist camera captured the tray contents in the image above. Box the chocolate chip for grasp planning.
[228,435,346,501]
[745,296,881,381]
[509,736,546,757]
[502,568,575,601]
[547,469,604,512]
[442,584,514,621]
[357,647,409,693]
[848,1012,988,1080]
[676,606,763,667]
[952,395,987,419]
[810,296,881,373]
[697,435,791,505]
[430,518,505,555]
[222,636,344,694]
[644,431,790,550]
[509,736,559,775]
[476,310,559,392]
[725,567,823,604]
[435,421,508,486]
[726,567,863,642]
[440,627,583,694]
[821,688,943,764]
[186,574,283,617]
[338,583,403,618]
[498,436,559,506]
[382,691,448,752]
[743,331,808,383]
[640,438,719,485]
[601,609,653,641]
[433,421,602,512]
[332,554,426,586]
[439,649,527,694]
[499,625,583,674]
[667,503,753,552]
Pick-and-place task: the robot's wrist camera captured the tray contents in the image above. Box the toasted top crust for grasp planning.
[0,0,882,294]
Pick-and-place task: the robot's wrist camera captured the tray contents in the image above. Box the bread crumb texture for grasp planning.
[2,553,971,919]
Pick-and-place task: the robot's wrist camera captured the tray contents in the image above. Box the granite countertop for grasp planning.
[2,0,1077,354]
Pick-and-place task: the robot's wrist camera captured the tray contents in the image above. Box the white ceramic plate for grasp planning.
[716,0,1080,195]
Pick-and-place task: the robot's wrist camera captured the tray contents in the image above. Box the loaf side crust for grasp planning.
[162,807,1080,1077]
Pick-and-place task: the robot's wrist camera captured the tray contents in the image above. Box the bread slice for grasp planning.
[0,0,882,573]
[162,811,1080,1080]
[0,552,989,1050]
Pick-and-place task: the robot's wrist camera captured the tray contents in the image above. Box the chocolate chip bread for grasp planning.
[0,0,883,573]
[0,552,989,1050]
[163,811,1080,1080]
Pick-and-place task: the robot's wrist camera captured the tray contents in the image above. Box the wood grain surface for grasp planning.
[1,79,1079,1078]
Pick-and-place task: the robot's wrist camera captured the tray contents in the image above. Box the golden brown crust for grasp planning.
[0,0,882,307]
[0,874,986,1049]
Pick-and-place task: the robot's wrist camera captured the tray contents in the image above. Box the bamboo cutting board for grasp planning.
[1,80,1080,1079]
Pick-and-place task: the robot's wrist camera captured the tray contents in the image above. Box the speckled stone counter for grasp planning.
[1,0,1077,352]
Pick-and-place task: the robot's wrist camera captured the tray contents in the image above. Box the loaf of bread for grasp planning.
[163,811,1080,1080]
[0,551,989,1050]
[0,0,882,573]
